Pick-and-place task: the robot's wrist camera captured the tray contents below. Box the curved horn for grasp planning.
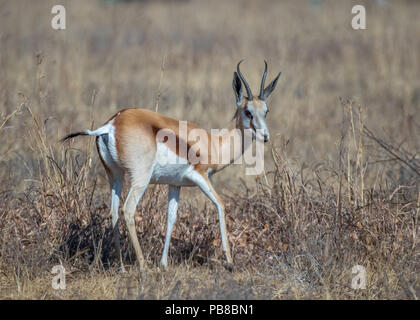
[259,60,268,100]
[237,60,253,100]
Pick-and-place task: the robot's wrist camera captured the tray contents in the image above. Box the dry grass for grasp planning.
[0,0,419,299]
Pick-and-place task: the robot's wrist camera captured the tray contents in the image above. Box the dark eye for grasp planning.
[244,110,253,119]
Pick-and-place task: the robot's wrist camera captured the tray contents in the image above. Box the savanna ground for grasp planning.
[0,0,419,299]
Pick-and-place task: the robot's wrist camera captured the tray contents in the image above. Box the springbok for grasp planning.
[61,61,281,271]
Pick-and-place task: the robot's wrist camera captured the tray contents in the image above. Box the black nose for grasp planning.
[264,135,269,143]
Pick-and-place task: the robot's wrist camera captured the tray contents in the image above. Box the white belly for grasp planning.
[150,142,195,186]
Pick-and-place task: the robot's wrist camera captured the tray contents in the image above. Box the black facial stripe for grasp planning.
[245,109,253,119]
[250,118,256,133]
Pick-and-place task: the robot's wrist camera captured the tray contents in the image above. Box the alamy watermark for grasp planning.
[351,265,366,289]
[155,123,265,176]
[50,5,367,31]
[51,265,66,290]
[352,5,366,30]
[51,5,66,30]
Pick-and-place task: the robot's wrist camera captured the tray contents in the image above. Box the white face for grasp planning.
[241,99,270,143]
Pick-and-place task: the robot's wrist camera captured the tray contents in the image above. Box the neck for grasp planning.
[214,110,252,172]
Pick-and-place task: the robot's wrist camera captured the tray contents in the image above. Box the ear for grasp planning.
[262,72,281,100]
[232,72,243,107]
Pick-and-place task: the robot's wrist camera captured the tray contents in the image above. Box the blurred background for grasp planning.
[1,0,419,189]
[0,0,418,299]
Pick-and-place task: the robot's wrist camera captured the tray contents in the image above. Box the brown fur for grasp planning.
[249,97,265,109]
[111,108,237,175]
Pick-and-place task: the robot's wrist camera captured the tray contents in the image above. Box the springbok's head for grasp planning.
[232,60,281,143]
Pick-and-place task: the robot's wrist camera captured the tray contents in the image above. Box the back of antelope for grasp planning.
[61,60,281,271]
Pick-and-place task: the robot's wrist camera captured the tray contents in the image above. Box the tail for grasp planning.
[60,131,90,143]
[60,124,111,143]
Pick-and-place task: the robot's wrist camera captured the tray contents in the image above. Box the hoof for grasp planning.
[138,259,147,271]
[160,261,168,271]
[224,263,234,272]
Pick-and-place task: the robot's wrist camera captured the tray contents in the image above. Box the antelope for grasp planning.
[61,60,281,271]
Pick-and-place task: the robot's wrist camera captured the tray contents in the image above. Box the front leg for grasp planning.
[186,170,233,269]
[161,185,181,269]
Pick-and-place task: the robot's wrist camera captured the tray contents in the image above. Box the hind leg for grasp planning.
[122,166,154,270]
[107,171,125,271]
[97,136,125,271]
